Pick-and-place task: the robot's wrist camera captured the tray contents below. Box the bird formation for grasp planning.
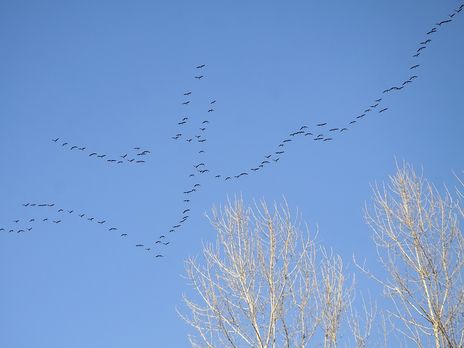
[3,3,463,261]
[0,203,168,259]
[51,138,151,166]
[192,4,463,182]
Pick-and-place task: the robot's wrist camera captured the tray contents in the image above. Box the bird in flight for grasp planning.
[196,64,206,69]
[437,19,452,25]
[121,233,127,237]
[329,128,339,132]
[182,101,190,105]
[79,214,85,218]
[184,91,192,96]
[317,123,327,127]
[136,244,144,247]
[427,28,437,35]
[340,128,348,132]
[420,39,431,45]
[410,64,420,70]
[155,255,164,258]
[194,75,204,79]
[52,138,59,142]
[208,109,214,112]
[53,220,62,224]
[379,108,388,113]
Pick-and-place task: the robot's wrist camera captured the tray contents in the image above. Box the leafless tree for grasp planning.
[179,199,354,348]
[358,163,464,348]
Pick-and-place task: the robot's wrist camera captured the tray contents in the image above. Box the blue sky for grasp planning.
[1,0,463,347]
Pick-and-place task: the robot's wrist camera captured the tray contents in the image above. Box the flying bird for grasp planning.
[329,128,339,132]
[210,100,216,104]
[194,75,204,79]
[184,91,192,96]
[97,220,106,224]
[317,123,327,126]
[79,214,85,218]
[53,220,61,224]
[420,39,431,45]
[349,121,356,124]
[410,64,420,70]
[155,255,164,258]
[121,233,127,237]
[340,128,348,132]
[196,64,206,69]
[182,101,190,105]
[323,138,333,142]
[437,19,452,25]
[89,153,97,157]
[208,109,214,112]
[379,108,388,113]
[52,138,59,142]
[136,244,144,247]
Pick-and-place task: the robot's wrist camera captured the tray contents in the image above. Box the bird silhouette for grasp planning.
[121,233,127,237]
[79,214,85,218]
[155,255,164,258]
[136,244,144,247]
[184,91,192,96]
[208,109,214,112]
[317,123,327,126]
[52,138,59,142]
[420,39,432,45]
[182,101,190,105]
[329,128,339,132]
[379,108,388,113]
[194,75,204,79]
[437,19,452,25]
[196,64,206,69]
[410,64,420,70]
[53,220,61,224]
[340,128,348,132]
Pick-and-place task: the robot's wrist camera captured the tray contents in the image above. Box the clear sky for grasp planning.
[1,0,463,347]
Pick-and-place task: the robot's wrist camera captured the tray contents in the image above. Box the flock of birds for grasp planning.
[2,3,463,260]
[51,138,152,165]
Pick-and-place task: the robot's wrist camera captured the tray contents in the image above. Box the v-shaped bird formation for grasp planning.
[2,2,463,261]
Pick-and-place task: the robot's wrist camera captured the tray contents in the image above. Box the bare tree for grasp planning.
[179,199,353,348]
[359,164,464,348]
